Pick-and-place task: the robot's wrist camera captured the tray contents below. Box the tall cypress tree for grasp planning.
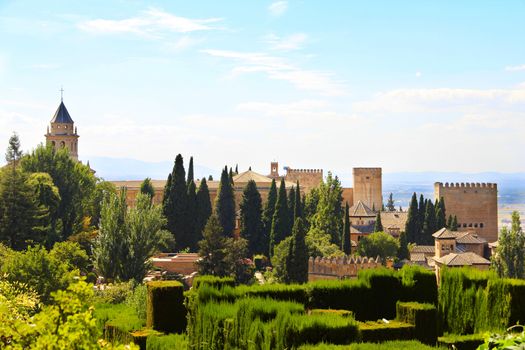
[287,217,308,284]
[451,215,458,231]
[374,211,384,232]
[398,231,409,260]
[235,164,239,174]
[294,181,302,220]
[186,180,198,251]
[196,178,212,241]
[435,197,446,230]
[262,179,277,255]
[405,193,419,243]
[162,174,172,214]
[342,202,351,255]
[166,154,188,250]
[239,180,263,256]
[270,178,289,255]
[447,215,453,229]
[215,166,236,237]
[187,156,194,185]
[422,200,437,244]
[288,186,296,233]
[418,194,426,234]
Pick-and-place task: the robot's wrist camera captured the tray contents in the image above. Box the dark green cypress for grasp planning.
[162,174,172,217]
[239,180,263,256]
[140,177,155,200]
[374,211,383,232]
[294,181,302,220]
[342,202,351,255]
[422,200,437,244]
[229,167,234,184]
[397,231,409,260]
[262,179,277,255]
[405,193,419,243]
[235,164,239,174]
[270,178,289,255]
[167,154,188,250]
[186,180,198,251]
[288,186,296,232]
[288,217,308,284]
[435,197,446,231]
[215,166,236,237]
[195,178,212,241]
[418,194,426,234]
[451,215,458,231]
[187,156,194,185]
[447,215,453,229]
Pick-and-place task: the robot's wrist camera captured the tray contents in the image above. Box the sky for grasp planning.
[1,0,524,176]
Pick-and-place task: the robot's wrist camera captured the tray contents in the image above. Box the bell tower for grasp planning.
[45,91,79,161]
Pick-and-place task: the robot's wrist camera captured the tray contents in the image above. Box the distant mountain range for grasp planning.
[86,156,525,207]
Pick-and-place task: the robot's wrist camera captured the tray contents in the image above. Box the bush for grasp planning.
[192,275,235,290]
[396,301,437,344]
[146,333,188,350]
[194,284,238,304]
[358,320,414,342]
[147,281,186,334]
[94,281,134,304]
[94,302,145,343]
[399,265,437,305]
[310,309,354,318]
[298,340,446,349]
[239,283,308,304]
[438,333,485,350]
[127,284,147,321]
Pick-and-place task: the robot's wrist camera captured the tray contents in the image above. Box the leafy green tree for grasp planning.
[93,189,127,281]
[374,211,383,232]
[294,181,302,220]
[5,133,23,167]
[342,202,351,255]
[310,172,343,246]
[492,211,525,278]
[187,156,194,185]
[386,193,396,212]
[240,180,263,256]
[163,154,189,249]
[303,187,320,230]
[272,236,292,283]
[88,180,117,227]
[262,178,277,254]
[397,231,409,260]
[197,215,229,276]
[225,236,253,284]
[270,178,290,254]
[49,241,90,274]
[140,177,155,200]
[21,145,96,239]
[421,200,437,244]
[357,231,399,263]
[287,218,308,284]
[305,227,344,258]
[186,180,198,251]
[405,193,419,243]
[196,178,212,241]
[215,166,236,237]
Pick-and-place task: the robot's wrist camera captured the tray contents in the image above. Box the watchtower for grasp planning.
[434,182,498,242]
[45,96,79,161]
[352,168,382,211]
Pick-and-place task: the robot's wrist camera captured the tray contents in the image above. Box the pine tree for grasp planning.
[294,181,302,220]
[215,166,236,237]
[239,180,263,256]
[405,193,419,243]
[5,133,23,168]
[166,154,188,250]
[186,180,198,251]
[421,200,437,244]
[287,218,308,284]
[342,202,351,255]
[270,178,289,255]
[374,211,383,232]
[187,156,194,185]
[386,193,396,212]
[196,178,212,241]
[451,215,458,231]
[288,186,296,233]
[140,177,155,200]
[197,215,229,276]
[397,231,409,260]
[262,178,277,255]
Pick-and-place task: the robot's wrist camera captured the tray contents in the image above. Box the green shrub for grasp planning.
[146,333,188,350]
[147,281,186,333]
[192,275,235,290]
[298,340,446,349]
[310,309,354,318]
[126,284,147,321]
[130,328,161,350]
[238,283,308,304]
[399,265,437,305]
[194,284,238,304]
[187,301,237,350]
[94,303,145,336]
[359,320,414,342]
[396,301,437,344]
[94,281,134,304]
[438,333,485,350]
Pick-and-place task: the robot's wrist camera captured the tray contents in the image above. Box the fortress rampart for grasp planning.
[353,168,382,210]
[308,256,382,281]
[285,167,323,192]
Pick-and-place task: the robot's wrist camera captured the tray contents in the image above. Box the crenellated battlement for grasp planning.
[308,255,382,281]
[435,182,497,190]
[353,167,382,174]
[286,168,323,174]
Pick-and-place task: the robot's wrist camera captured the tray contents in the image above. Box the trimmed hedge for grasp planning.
[130,328,161,350]
[298,340,447,349]
[358,320,415,342]
[239,283,309,304]
[192,275,235,290]
[310,309,354,318]
[438,333,485,350]
[147,281,186,334]
[438,267,525,334]
[396,301,437,344]
[146,333,188,350]
[95,303,145,344]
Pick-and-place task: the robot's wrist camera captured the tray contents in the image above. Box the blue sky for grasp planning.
[1,0,524,176]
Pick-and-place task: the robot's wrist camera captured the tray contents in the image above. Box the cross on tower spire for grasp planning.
[60,86,64,102]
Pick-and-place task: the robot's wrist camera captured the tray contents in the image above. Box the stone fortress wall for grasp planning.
[284,167,324,192]
[308,256,382,281]
[352,168,382,210]
[434,182,498,242]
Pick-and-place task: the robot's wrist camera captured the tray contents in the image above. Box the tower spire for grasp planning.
[60,86,64,102]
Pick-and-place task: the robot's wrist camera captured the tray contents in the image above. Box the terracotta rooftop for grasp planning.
[350,201,375,217]
[380,211,408,229]
[432,228,458,239]
[434,252,490,266]
[410,245,435,254]
[455,232,487,245]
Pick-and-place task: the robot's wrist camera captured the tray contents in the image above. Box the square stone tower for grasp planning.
[45,99,79,161]
[434,182,498,242]
[352,168,382,211]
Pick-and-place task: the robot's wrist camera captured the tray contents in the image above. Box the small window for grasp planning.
[468,223,473,227]
[474,223,478,228]
[463,224,467,228]
[480,223,484,228]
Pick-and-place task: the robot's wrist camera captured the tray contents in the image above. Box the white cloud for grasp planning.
[264,33,308,51]
[202,49,347,96]
[505,64,525,72]
[77,8,222,38]
[268,1,288,16]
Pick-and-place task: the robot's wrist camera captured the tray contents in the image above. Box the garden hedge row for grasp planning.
[396,301,437,344]
[438,333,485,350]
[146,281,186,334]
[192,275,235,290]
[358,321,415,343]
[438,267,525,334]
